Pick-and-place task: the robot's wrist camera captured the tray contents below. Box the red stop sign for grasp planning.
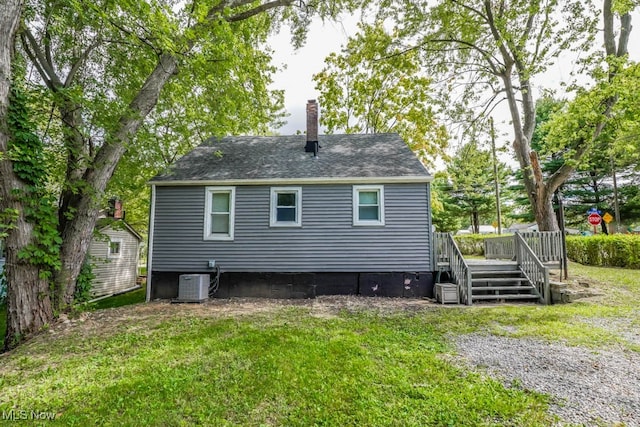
[588,213,602,225]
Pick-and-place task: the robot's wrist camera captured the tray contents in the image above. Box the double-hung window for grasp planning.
[270,187,302,227]
[353,185,385,226]
[204,187,235,240]
[107,239,122,258]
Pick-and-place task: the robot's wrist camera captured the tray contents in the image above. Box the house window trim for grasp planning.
[353,185,385,226]
[204,186,236,241]
[270,187,302,227]
[107,238,123,259]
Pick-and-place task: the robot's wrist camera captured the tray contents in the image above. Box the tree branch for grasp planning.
[20,34,56,92]
[430,38,501,75]
[450,0,488,22]
[603,0,616,56]
[64,38,103,87]
[617,12,632,57]
[21,28,64,89]
[227,0,296,22]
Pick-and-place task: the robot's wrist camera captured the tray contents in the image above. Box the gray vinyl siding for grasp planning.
[89,227,140,297]
[152,184,431,273]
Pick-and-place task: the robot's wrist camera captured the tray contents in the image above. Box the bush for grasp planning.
[452,234,500,256]
[74,260,95,304]
[566,235,640,268]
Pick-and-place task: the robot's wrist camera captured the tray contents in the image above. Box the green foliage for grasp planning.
[453,234,492,256]
[439,141,510,233]
[313,22,448,167]
[6,88,47,186]
[7,87,62,279]
[431,173,462,232]
[73,260,95,304]
[566,234,640,268]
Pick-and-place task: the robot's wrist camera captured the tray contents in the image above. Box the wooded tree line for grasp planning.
[0,0,637,350]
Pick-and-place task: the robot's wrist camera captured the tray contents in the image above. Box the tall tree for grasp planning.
[3,0,360,350]
[1,0,57,350]
[442,140,510,233]
[373,0,633,230]
[431,172,462,233]
[313,22,448,166]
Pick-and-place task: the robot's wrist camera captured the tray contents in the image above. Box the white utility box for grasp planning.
[435,283,459,304]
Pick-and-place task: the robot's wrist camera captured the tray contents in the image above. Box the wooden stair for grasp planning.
[468,261,539,302]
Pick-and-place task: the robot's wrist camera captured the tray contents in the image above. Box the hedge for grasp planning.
[452,234,511,256]
[566,234,640,269]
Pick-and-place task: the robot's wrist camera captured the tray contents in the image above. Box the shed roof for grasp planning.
[96,219,143,241]
[150,134,431,185]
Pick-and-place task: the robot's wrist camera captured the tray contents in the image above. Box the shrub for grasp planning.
[452,234,509,255]
[74,260,95,304]
[566,235,640,268]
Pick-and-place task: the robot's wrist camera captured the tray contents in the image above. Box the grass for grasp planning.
[92,285,146,310]
[0,263,638,425]
[0,308,552,426]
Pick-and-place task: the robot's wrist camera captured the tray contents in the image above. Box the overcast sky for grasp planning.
[270,9,640,170]
[268,10,640,146]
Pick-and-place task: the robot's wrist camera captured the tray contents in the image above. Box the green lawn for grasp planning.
[0,263,638,425]
[92,285,146,310]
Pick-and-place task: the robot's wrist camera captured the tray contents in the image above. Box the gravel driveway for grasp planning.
[453,334,640,426]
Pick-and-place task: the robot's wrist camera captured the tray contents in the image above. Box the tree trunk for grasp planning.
[53,53,179,310]
[1,0,54,351]
[472,210,479,234]
[533,194,558,231]
[3,219,54,350]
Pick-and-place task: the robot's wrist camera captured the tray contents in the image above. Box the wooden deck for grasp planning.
[434,232,557,305]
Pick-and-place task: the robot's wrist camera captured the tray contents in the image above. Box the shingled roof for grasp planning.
[150,133,431,184]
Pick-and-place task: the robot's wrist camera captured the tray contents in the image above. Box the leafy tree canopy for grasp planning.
[313,22,448,167]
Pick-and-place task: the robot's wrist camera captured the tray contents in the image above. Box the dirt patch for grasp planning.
[43,296,440,340]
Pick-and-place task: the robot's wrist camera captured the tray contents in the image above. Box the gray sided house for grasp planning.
[147,101,435,300]
[89,220,142,298]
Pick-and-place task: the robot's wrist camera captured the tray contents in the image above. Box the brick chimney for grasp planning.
[305,99,319,155]
[108,198,124,220]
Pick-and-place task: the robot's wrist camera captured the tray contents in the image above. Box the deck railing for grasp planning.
[441,233,472,305]
[515,233,550,304]
[434,232,451,268]
[484,236,515,259]
[484,231,562,266]
[519,231,563,265]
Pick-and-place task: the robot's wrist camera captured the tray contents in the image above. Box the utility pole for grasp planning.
[554,189,569,280]
[490,117,502,234]
[610,152,622,233]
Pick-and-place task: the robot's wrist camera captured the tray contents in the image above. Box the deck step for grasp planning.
[472,294,539,301]
[472,285,534,291]
[471,270,522,276]
[472,277,527,283]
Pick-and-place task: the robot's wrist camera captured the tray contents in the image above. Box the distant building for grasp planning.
[89,219,142,298]
[506,223,538,233]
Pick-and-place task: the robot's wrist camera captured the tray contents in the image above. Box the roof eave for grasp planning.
[149,175,433,186]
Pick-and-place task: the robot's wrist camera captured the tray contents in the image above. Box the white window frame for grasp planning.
[107,238,123,258]
[204,186,236,241]
[270,187,302,227]
[353,185,385,226]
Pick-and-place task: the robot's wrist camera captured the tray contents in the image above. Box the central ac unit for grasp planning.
[177,274,210,302]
